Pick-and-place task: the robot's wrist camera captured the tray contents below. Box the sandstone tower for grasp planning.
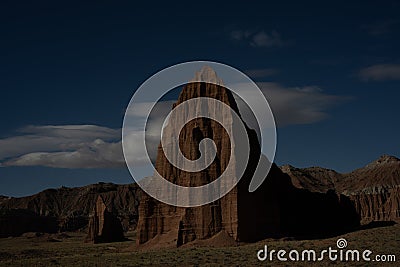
[137,67,280,247]
[136,67,359,247]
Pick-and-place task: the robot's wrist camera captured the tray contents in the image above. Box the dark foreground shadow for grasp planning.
[359,220,397,230]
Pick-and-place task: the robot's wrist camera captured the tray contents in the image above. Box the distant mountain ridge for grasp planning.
[340,155,400,193]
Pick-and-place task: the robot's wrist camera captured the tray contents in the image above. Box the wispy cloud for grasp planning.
[251,31,284,47]
[261,83,345,126]
[358,64,400,81]
[363,19,399,36]
[231,30,252,41]
[0,99,175,169]
[230,30,285,48]
[0,125,125,169]
[0,125,119,160]
[3,139,125,169]
[234,83,346,128]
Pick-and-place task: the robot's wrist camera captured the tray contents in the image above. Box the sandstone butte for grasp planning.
[136,67,360,248]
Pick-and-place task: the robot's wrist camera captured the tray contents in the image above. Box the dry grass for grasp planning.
[0,224,399,266]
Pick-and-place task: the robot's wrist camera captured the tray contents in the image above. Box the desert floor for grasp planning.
[0,223,399,266]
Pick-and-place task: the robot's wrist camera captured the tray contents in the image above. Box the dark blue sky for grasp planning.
[1,1,399,196]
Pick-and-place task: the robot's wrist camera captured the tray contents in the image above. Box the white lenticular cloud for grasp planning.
[0,125,125,169]
[3,139,124,169]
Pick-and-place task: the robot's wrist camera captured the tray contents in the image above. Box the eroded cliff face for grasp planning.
[136,68,359,247]
[282,155,400,223]
[348,187,400,223]
[342,156,400,223]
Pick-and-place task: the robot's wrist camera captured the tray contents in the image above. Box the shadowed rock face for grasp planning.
[136,77,360,248]
[85,196,125,243]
